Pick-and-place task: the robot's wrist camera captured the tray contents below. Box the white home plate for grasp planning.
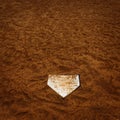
[47,75,80,98]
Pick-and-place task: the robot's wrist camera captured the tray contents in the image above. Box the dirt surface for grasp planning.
[0,0,120,120]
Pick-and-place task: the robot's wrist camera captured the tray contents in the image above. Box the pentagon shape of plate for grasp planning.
[47,75,80,98]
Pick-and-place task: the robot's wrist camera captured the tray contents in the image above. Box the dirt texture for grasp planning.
[0,0,120,120]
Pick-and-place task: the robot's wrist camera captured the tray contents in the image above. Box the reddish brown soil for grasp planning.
[0,0,120,120]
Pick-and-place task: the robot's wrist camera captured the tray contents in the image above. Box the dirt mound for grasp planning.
[0,0,120,119]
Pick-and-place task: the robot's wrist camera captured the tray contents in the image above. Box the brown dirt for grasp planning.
[0,0,120,120]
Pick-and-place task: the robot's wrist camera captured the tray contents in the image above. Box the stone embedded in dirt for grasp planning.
[47,75,80,98]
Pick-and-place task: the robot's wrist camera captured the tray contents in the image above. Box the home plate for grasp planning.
[47,75,80,98]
